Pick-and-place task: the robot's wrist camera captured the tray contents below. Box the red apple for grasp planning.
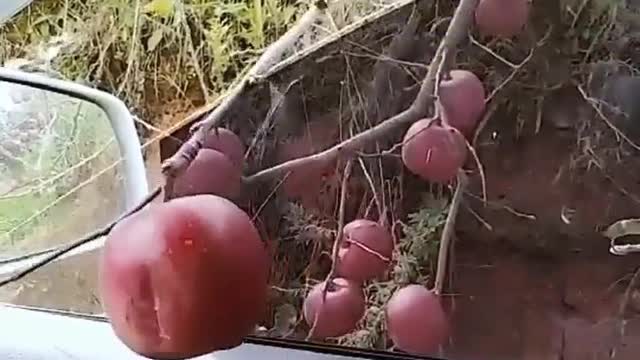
[202,128,246,169]
[475,0,530,38]
[386,285,449,356]
[401,120,467,184]
[303,278,365,339]
[173,148,242,199]
[99,195,269,359]
[336,219,393,283]
[438,70,486,138]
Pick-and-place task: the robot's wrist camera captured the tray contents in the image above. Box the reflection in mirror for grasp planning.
[0,80,125,313]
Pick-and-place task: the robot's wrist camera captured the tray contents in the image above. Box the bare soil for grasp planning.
[446,104,640,359]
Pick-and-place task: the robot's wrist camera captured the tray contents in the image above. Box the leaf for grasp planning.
[147,28,164,52]
[143,0,175,18]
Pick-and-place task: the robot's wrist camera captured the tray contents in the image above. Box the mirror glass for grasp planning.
[0,80,126,313]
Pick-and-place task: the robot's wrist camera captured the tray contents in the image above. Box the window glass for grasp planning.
[0,80,125,313]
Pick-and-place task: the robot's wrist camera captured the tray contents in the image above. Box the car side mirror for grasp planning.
[0,67,149,274]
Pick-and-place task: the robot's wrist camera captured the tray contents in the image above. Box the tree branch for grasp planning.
[307,159,353,340]
[434,171,467,295]
[245,0,479,185]
[324,159,354,286]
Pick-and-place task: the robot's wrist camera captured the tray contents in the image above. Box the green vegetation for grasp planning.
[0,0,305,114]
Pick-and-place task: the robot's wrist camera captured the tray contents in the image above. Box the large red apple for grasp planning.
[475,0,530,38]
[401,120,467,184]
[99,195,269,359]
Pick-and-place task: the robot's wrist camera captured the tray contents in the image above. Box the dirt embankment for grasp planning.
[448,91,640,359]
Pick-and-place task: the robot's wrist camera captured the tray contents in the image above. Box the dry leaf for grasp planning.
[147,28,164,52]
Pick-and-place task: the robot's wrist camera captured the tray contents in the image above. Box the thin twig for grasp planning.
[250,172,290,222]
[307,159,353,340]
[344,238,391,262]
[246,0,480,184]
[469,34,518,68]
[464,202,493,231]
[434,172,467,295]
[355,115,438,158]
[464,191,536,220]
[0,187,162,288]
[181,7,210,103]
[485,48,535,103]
[484,26,552,103]
[357,156,382,219]
[466,102,499,204]
[247,107,418,184]
[576,85,640,152]
[244,78,302,161]
[324,160,354,285]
